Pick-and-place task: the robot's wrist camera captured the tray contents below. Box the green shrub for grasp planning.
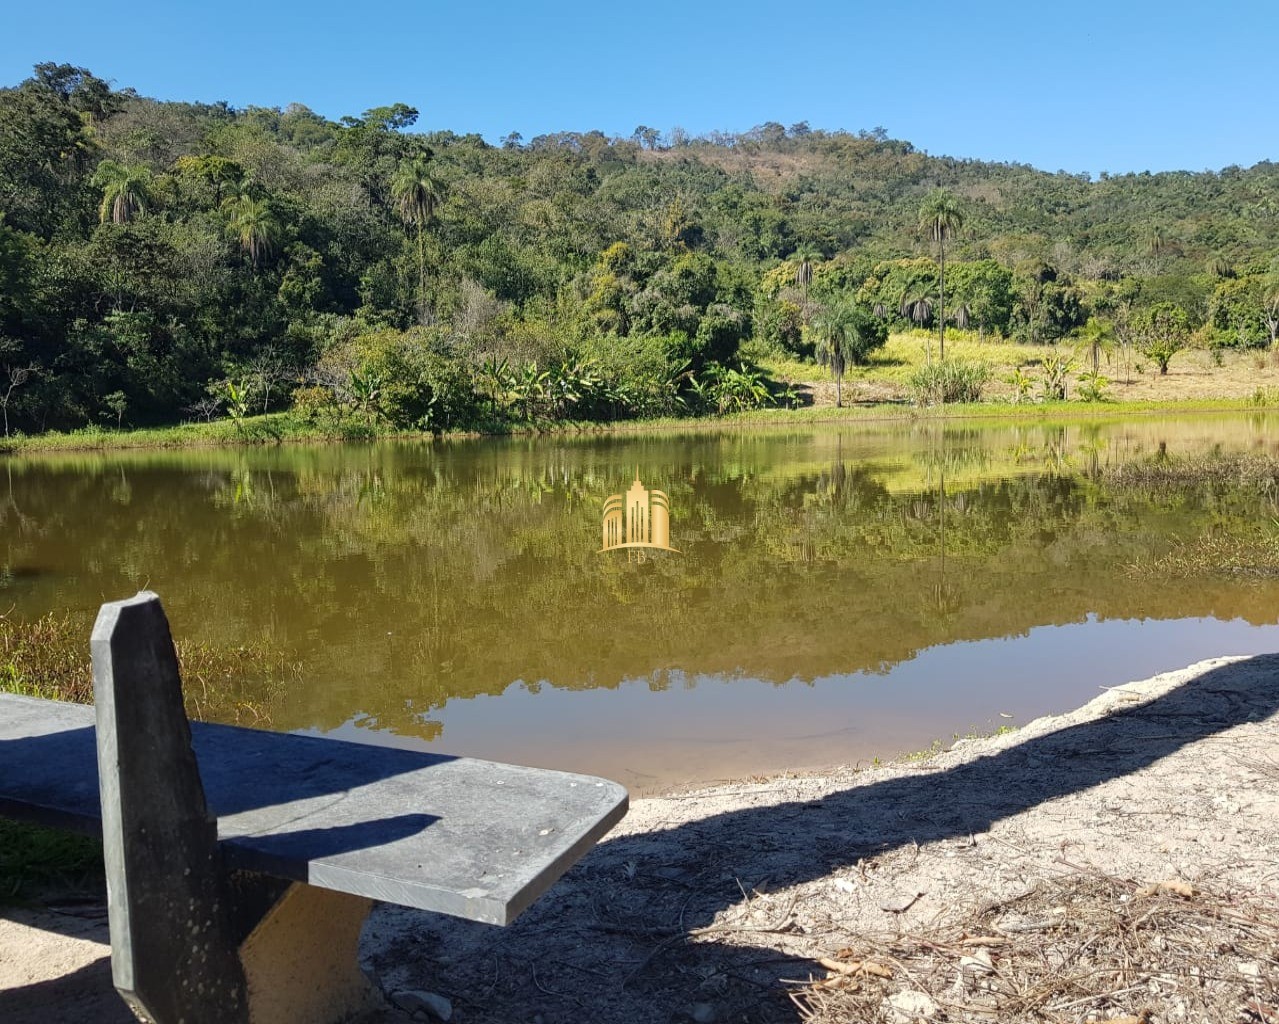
[1007,366,1035,403]
[290,384,338,422]
[908,359,991,406]
[1076,369,1111,402]
[320,328,483,431]
[699,363,774,414]
[577,334,691,418]
[1038,353,1075,400]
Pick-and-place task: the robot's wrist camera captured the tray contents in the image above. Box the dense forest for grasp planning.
[2,62,1279,435]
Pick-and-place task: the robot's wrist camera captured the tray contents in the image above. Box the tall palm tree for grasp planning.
[918,189,964,361]
[391,156,445,319]
[812,304,852,408]
[1147,225,1167,275]
[791,243,822,322]
[899,283,936,364]
[1206,254,1233,279]
[1076,317,1116,374]
[224,195,279,270]
[92,160,152,224]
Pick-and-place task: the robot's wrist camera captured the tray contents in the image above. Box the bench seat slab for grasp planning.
[0,693,627,926]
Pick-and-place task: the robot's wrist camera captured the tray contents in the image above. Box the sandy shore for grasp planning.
[4,654,1277,1022]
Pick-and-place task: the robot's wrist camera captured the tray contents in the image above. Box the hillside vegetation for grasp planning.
[3,62,1279,437]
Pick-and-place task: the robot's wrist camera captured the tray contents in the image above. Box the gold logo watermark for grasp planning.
[600,471,679,553]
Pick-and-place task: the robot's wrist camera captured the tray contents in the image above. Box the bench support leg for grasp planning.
[93,593,382,1024]
[93,593,250,1023]
[238,883,375,1024]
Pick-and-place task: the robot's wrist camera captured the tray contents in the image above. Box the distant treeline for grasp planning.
[1,62,1277,434]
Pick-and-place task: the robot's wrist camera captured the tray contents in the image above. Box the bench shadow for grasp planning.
[0,717,452,861]
[410,654,1279,1022]
[0,937,135,1024]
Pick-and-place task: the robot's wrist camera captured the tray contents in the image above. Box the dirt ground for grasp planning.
[3,655,1277,1023]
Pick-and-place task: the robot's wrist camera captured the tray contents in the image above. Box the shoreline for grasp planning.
[363,652,1279,1021]
[6,653,1276,1021]
[1,395,1273,456]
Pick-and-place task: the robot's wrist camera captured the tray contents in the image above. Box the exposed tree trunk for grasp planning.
[938,240,946,362]
[417,223,427,324]
[1,366,33,438]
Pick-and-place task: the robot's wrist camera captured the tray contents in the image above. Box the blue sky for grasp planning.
[3,0,1276,176]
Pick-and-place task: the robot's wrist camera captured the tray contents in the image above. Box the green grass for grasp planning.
[6,392,1271,455]
[0,820,104,905]
[0,616,105,904]
[759,330,1048,386]
[0,411,416,454]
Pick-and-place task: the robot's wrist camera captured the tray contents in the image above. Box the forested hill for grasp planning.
[2,62,1278,434]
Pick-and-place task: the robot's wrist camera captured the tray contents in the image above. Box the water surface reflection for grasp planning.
[4,415,1279,790]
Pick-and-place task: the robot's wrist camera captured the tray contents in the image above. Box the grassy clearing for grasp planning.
[853,331,1045,387]
[760,331,1051,387]
[766,330,1279,409]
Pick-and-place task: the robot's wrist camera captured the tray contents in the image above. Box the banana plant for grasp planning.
[478,356,512,413]
[347,369,384,424]
[223,378,251,425]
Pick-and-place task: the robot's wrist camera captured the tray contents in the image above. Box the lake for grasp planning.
[4,413,1279,792]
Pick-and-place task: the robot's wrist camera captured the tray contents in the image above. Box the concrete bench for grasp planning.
[0,592,628,1023]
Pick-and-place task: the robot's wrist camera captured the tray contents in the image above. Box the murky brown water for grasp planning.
[5,414,1279,791]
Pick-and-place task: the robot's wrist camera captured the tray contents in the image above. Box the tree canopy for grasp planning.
[1,63,1278,433]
